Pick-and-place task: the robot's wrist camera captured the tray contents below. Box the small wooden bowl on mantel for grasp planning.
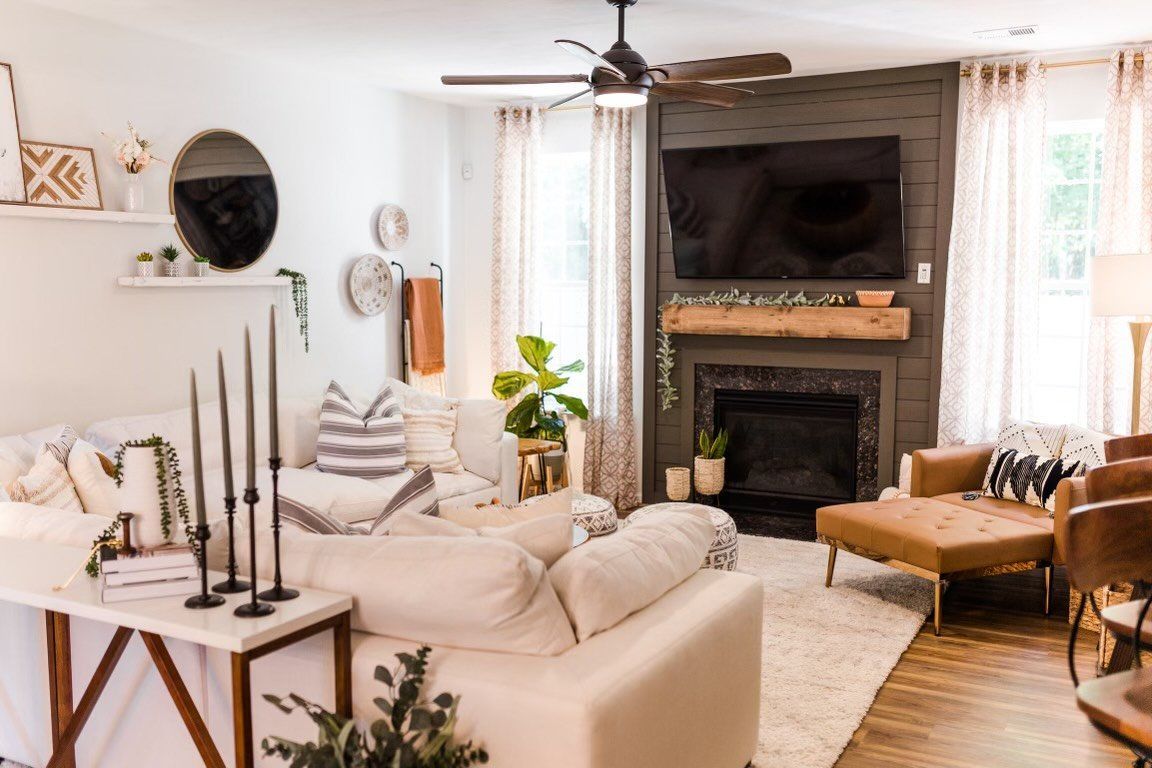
[855,290,895,308]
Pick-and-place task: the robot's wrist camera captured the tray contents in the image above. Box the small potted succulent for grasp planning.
[694,428,728,497]
[136,251,153,278]
[159,243,182,277]
[192,254,210,277]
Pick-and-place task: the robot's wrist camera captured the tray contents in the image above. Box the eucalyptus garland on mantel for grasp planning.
[277,268,310,352]
[657,289,832,411]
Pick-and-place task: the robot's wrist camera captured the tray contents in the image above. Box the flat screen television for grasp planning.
[662,135,905,279]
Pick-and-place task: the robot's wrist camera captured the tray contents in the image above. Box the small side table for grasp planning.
[517,437,566,499]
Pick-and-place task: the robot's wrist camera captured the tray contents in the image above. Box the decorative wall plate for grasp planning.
[377,204,409,251]
[350,254,393,316]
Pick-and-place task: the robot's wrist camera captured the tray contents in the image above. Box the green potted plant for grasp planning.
[192,254,210,277]
[262,645,488,767]
[492,335,587,450]
[136,251,153,278]
[694,428,728,497]
[158,243,182,277]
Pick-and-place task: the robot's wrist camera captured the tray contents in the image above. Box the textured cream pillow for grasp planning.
[242,527,577,656]
[443,487,573,529]
[390,510,572,567]
[7,450,84,513]
[402,407,464,473]
[67,440,120,518]
[549,508,714,641]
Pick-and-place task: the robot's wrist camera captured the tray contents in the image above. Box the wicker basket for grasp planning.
[1069,583,1134,671]
[665,467,691,501]
[694,457,725,497]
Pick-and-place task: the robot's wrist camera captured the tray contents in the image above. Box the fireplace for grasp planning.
[693,363,882,520]
[714,389,858,514]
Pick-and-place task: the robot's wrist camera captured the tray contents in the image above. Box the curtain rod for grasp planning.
[961,53,1145,77]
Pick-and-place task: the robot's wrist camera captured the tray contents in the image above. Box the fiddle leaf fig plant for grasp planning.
[492,335,588,448]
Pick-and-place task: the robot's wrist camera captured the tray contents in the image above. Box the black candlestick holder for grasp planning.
[212,494,250,594]
[258,456,299,602]
[185,523,226,609]
[234,486,275,618]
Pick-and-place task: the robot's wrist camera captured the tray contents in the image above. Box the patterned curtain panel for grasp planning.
[1086,48,1152,435]
[490,105,544,378]
[937,61,1046,446]
[584,106,639,508]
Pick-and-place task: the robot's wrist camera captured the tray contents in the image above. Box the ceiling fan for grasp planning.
[441,0,792,109]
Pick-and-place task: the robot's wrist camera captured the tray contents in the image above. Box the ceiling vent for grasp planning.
[974,25,1038,40]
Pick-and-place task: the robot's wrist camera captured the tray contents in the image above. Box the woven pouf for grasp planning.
[624,502,739,571]
[524,491,619,537]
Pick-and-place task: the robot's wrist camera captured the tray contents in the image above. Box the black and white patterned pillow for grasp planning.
[282,465,439,536]
[982,420,1068,489]
[983,448,1086,512]
[316,381,406,478]
[1060,425,1112,469]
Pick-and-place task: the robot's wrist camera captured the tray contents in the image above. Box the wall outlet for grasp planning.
[917,263,932,284]
[461,163,474,181]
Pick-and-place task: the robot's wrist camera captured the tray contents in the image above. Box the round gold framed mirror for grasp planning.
[169,130,278,272]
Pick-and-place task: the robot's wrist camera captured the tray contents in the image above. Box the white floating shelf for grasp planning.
[0,204,174,225]
[117,276,292,288]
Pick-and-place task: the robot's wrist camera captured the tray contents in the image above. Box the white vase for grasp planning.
[123,175,144,213]
[137,261,153,278]
[120,445,171,548]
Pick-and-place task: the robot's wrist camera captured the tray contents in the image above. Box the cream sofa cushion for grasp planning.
[245,527,577,656]
[402,407,464,473]
[443,487,572,528]
[67,440,120,519]
[549,507,714,641]
[390,510,571,567]
[0,503,112,548]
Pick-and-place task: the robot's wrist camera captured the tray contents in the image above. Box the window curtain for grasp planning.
[490,105,544,377]
[937,61,1046,446]
[1086,48,1152,435]
[583,106,639,508]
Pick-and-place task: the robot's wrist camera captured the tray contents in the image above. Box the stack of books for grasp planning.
[99,544,199,603]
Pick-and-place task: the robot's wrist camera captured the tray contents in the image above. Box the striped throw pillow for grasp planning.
[7,448,84,513]
[402,407,463,473]
[281,465,439,536]
[316,381,406,478]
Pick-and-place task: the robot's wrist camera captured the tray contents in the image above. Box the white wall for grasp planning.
[0,0,464,435]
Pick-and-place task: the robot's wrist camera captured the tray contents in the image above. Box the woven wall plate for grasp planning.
[349,254,393,316]
[377,204,409,251]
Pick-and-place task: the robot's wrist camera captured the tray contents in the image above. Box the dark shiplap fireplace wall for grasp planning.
[641,63,960,502]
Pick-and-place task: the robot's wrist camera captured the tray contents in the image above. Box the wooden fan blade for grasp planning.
[441,74,590,85]
[651,81,754,108]
[554,40,627,79]
[648,53,791,83]
[549,89,593,109]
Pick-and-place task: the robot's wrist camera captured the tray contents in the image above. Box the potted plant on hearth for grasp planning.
[136,251,153,278]
[695,428,728,497]
[159,243,182,277]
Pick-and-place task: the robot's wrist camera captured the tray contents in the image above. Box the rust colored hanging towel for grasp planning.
[404,278,446,375]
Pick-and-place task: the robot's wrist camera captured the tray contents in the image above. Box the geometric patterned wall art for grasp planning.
[20,141,103,209]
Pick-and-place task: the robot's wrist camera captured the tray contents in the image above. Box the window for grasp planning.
[1031,119,1104,424]
[537,150,590,401]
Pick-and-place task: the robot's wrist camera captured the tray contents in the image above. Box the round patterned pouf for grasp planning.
[523,491,619,537]
[624,503,739,571]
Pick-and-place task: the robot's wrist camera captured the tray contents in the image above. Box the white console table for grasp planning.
[0,537,352,768]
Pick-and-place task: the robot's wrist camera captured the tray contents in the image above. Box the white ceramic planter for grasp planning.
[194,260,209,277]
[137,261,153,277]
[119,445,170,548]
[694,456,725,497]
[164,260,181,277]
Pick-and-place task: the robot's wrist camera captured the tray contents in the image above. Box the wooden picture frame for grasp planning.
[20,141,104,210]
[0,62,26,203]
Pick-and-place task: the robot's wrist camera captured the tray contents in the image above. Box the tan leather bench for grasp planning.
[816,497,1055,635]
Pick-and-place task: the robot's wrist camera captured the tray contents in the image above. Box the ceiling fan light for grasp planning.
[593,83,648,108]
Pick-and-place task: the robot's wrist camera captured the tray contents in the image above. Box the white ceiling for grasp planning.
[24,0,1152,104]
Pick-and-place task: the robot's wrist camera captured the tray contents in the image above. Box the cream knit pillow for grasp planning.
[402,407,463,473]
[7,449,84,514]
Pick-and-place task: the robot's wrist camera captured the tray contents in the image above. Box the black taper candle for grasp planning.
[213,350,250,595]
[185,370,224,609]
[260,307,298,602]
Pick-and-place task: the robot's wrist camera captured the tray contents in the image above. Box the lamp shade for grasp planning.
[1091,253,1152,317]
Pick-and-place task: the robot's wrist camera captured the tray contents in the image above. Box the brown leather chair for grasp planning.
[1104,434,1152,463]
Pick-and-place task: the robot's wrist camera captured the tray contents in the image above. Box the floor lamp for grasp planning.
[1091,253,1152,435]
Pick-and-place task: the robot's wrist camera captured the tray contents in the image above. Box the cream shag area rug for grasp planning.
[738,535,933,768]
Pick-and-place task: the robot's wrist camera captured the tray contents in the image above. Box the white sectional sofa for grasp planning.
[0,391,764,768]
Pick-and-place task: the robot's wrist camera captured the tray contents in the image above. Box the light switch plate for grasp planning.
[917,263,932,284]
[461,163,474,181]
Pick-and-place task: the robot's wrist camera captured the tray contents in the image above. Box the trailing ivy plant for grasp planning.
[84,517,124,578]
[657,290,832,411]
[492,335,588,449]
[262,645,488,768]
[277,268,310,352]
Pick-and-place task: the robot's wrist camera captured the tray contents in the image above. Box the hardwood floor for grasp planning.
[835,568,1136,768]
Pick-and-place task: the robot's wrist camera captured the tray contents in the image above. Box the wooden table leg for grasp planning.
[232,650,254,768]
[140,632,226,768]
[44,611,75,768]
[334,611,352,717]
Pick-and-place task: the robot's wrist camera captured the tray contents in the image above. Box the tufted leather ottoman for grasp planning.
[816,497,1054,635]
